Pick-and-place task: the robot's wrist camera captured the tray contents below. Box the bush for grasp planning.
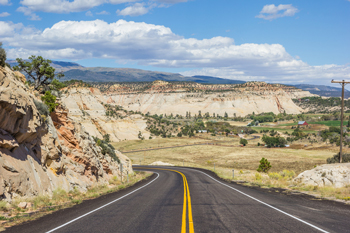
[268,172,281,180]
[262,135,286,147]
[50,79,66,91]
[41,91,58,113]
[240,138,248,146]
[257,157,271,173]
[280,169,295,179]
[93,137,120,163]
[0,42,6,67]
[327,153,350,164]
[34,99,49,116]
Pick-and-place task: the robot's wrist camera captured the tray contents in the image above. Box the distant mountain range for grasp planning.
[291,84,348,98]
[7,60,346,97]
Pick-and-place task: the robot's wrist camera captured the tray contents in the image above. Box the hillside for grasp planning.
[7,60,84,71]
[0,66,131,202]
[61,67,245,84]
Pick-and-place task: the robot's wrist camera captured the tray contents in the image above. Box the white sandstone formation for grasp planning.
[0,66,131,202]
[61,87,150,142]
[294,163,350,188]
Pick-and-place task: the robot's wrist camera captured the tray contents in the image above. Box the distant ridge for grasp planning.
[291,84,350,98]
[61,67,246,84]
[7,60,83,71]
[7,60,347,97]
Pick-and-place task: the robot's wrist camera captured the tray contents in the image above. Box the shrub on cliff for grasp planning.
[41,91,58,113]
[34,99,49,116]
[93,136,120,163]
[0,42,6,68]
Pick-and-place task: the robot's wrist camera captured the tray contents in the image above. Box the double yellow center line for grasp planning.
[137,167,194,233]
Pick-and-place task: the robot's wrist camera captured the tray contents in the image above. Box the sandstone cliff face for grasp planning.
[0,66,131,202]
[97,84,313,117]
[61,87,150,142]
[59,82,314,141]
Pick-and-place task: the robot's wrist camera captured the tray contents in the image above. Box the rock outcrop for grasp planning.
[294,163,350,188]
[61,87,150,142]
[0,66,131,202]
[59,82,314,141]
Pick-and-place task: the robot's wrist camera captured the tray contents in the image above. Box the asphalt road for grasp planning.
[5,166,350,233]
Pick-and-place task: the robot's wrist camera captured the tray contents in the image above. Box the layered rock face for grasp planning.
[94,81,313,117]
[294,163,350,188]
[61,87,150,142]
[59,82,314,141]
[0,66,131,202]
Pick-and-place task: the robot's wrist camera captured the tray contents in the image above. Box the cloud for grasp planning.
[19,0,106,13]
[0,0,11,5]
[117,3,149,16]
[85,10,93,16]
[256,4,299,20]
[0,12,10,17]
[96,10,110,15]
[17,6,41,20]
[1,19,348,86]
[18,0,186,15]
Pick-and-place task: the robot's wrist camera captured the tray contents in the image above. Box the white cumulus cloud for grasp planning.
[96,10,110,15]
[0,12,10,17]
[85,11,93,16]
[17,0,186,16]
[0,0,11,5]
[17,6,41,20]
[0,19,348,86]
[256,4,299,20]
[117,3,149,16]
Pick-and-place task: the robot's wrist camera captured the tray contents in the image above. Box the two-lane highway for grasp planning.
[5,166,350,233]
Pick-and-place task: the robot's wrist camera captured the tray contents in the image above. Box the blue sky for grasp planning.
[0,0,349,85]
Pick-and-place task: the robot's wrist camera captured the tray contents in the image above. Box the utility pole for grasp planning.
[331,80,350,163]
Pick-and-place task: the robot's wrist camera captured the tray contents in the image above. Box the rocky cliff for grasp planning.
[0,66,131,202]
[69,81,314,117]
[60,87,150,142]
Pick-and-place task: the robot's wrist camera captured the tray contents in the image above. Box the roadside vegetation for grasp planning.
[0,172,151,231]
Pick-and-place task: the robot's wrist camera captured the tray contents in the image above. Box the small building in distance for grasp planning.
[298,121,308,127]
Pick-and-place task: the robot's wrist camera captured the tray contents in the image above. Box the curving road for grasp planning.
[5,166,350,233]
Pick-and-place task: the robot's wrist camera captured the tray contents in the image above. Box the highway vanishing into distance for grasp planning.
[5,166,350,233]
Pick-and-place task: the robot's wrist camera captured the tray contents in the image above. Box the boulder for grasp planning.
[294,163,350,188]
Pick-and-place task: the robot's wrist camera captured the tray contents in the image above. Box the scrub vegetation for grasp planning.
[0,172,151,230]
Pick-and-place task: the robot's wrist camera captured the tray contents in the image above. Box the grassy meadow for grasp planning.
[112,132,350,201]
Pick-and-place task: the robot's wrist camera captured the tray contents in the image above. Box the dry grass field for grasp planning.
[113,136,350,200]
[113,136,336,174]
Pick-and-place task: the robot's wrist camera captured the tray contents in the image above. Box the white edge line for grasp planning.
[183,168,330,233]
[46,172,160,233]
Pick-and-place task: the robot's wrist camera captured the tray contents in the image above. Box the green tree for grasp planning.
[103,134,110,143]
[13,55,64,90]
[0,42,6,67]
[50,79,66,91]
[240,138,248,146]
[41,91,58,113]
[257,158,271,173]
